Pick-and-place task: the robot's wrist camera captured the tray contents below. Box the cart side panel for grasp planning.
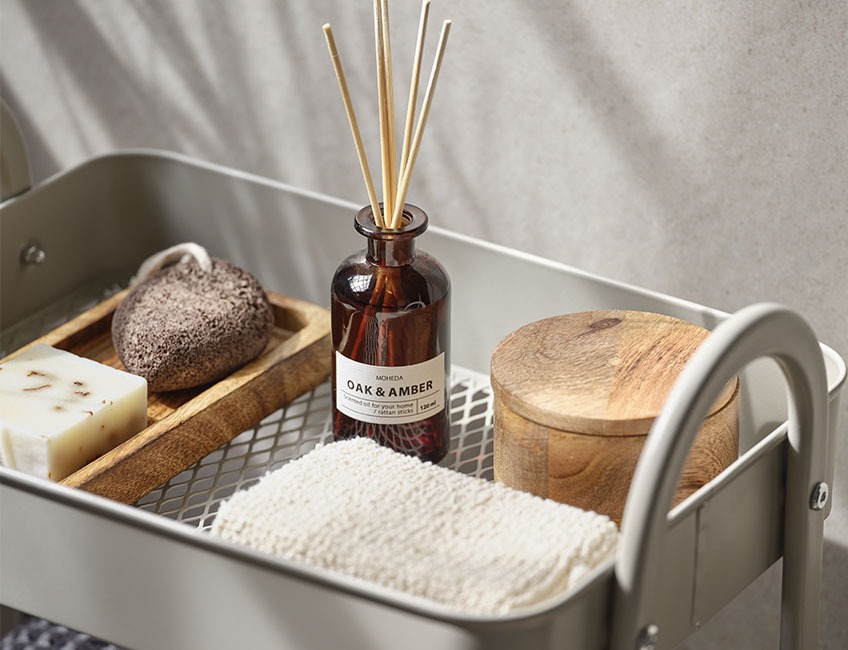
[0,158,174,328]
[2,474,618,650]
[0,478,486,650]
[647,511,699,645]
[692,433,785,626]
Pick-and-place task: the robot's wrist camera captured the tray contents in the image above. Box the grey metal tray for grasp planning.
[1,151,844,650]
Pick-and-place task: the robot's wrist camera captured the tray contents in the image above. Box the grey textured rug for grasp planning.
[1,617,124,650]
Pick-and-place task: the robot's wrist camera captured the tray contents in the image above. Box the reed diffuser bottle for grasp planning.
[331,203,450,462]
[323,2,453,459]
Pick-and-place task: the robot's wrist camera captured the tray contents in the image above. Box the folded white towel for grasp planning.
[211,437,618,615]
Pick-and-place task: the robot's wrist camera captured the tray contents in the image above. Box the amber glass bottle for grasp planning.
[331,203,450,463]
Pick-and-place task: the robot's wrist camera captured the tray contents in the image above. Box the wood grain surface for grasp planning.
[491,310,739,524]
[2,289,331,504]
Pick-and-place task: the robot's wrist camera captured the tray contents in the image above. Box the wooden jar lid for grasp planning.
[490,310,737,437]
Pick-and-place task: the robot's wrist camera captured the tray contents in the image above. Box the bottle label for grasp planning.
[335,352,446,425]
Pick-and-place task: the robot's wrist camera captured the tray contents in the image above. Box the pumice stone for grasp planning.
[112,243,274,392]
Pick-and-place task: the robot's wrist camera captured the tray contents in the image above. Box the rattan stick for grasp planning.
[373,0,393,220]
[380,0,398,210]
[399,0,431,178]
[323,24,385,227]
[390,19,451,229]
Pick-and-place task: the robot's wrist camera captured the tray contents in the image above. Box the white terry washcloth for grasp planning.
[211,437,618,616]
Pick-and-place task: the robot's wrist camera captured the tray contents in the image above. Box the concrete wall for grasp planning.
[2,1,846,648]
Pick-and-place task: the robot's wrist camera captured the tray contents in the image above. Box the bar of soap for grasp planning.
[0,344,147,481]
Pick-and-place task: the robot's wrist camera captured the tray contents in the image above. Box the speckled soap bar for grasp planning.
[0,344,147,481]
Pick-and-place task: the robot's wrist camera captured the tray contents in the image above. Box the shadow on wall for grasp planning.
[5,0,364,196]
[526,1,846,310]
[8,0,264,175]
[0,85,58,184]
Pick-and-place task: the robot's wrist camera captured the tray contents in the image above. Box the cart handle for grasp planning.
[611,303,829,650]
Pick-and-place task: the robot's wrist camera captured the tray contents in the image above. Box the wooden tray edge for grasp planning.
[3,289,331,504]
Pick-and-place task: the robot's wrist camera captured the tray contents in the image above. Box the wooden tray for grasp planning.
[2,290,331,504]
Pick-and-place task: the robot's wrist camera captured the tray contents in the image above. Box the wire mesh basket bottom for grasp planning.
[135,372,496,531]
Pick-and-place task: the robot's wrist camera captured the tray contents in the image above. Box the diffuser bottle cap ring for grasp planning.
[355,203,428,240]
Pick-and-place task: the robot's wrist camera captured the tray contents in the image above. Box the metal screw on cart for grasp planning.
[20,241,45,265]
[810,482,829,511]
[636,624,659,650]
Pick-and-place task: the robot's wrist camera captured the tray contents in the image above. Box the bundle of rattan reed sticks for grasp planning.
[324,1,451,229]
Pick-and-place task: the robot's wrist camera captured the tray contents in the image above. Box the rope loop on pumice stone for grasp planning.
[129,242,213,288]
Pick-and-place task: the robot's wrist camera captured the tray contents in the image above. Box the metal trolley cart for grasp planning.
[1,143,845,649]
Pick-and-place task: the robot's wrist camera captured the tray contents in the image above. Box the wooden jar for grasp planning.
[490,310,739,524]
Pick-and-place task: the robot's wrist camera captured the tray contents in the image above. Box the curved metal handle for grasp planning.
[611,303,829,650]
[0,98,32,202]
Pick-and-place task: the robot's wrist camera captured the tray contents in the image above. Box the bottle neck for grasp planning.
[367,237,416,266]
[355,203,429,268]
